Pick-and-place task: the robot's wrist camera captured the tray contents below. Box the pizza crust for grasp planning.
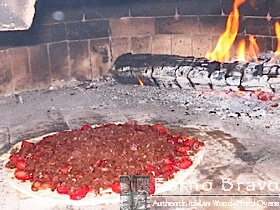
[1,125,205,206]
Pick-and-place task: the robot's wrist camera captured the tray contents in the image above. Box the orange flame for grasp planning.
[248,35,259,61]
[236,39,246,61]
[137,76,145,86]
[206,0,245,62]
[274,21,280,56]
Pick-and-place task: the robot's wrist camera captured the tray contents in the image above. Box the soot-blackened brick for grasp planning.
[152,34,172,55]
[111,37,131,62]
[30,24,66,45]
[177,0,222,15]
[241,17,271,36]
[131,36,152,54]
[267,0,280,17]
[9,47,31,93]
[49,41,70,82]
[110,18,155,37]
[90,38,112,78]
[34,0,84,24]
[155,17,199,35]
[222,0,268,16]
[0,50,12,95]
[66,20,110,40]
[85,0,129,20]
[130,0,176,17]
[199,16,227,35]
[29,44,51,89]
[171,34,192,56]
[69,40,91,80]
[255,36,273,52]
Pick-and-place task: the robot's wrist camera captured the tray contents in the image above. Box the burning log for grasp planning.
[110,53,280,92]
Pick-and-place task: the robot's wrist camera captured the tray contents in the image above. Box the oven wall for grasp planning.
[0,0,278,95]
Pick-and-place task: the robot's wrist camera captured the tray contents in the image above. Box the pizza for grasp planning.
[1,122,205,206]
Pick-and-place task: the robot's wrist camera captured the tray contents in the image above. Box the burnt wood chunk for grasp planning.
[111,53,280,92]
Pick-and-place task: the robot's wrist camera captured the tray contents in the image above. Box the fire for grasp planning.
[236,39,246,61]
[137,76,145,86]
[235,35,259,62]
[274,21,280,56]
[206,0,245,62]
[248,35,259,61]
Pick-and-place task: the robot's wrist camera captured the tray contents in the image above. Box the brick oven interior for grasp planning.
[0,0,280,209]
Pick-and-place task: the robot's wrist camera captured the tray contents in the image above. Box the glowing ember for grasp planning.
[274,21,280,56]
[205,0,245,62]
[137,76,145,86]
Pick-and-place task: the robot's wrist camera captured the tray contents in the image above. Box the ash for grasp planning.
[0,77,280,210]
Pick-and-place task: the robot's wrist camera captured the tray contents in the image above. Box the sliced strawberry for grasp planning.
[14,171,32,181]
[152,124,167,134]
[178,158,193,169]
[21,140,34,148]
[16,160,26,170]
[163,157,174,165]
[57,186,70,194]
[81,125,93,131]
[69,186,90,200]
[183,138,196,146]
[162,164,173,172]
[176,146,191,153]
[9,155,25,163]
[150,182,155,194]
[95,160,103,167]
[145,164,160,176]
[111,182,120,194]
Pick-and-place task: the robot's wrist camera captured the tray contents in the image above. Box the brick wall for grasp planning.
[0,0,279,95]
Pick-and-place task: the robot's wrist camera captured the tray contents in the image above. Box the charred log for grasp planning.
[110,53,280,92]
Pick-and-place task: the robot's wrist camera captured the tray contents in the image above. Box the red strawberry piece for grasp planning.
[95,160,103,167]
[178,158,193,169]
[9,155,25,163]
[150,182,155,194]
[81,124,92,131]
[21,140,34,148]
[111,182,120,194]
[14,171,32,181]
[176,146,191,153]
[145,164,160,176]
[57,186,70,194]
[152,124,167,134]
[162,164,173,172]
[163,157,174,165]
[184,138,196,146]
[69,186,90,200]
[16,160,26,170]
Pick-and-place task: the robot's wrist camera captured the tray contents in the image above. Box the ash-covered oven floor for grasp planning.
[0,79,280,210]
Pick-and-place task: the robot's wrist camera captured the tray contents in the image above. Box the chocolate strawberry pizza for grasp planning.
[2,122,205,205]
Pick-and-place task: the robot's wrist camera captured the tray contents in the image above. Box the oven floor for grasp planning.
[0,82,279,209]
